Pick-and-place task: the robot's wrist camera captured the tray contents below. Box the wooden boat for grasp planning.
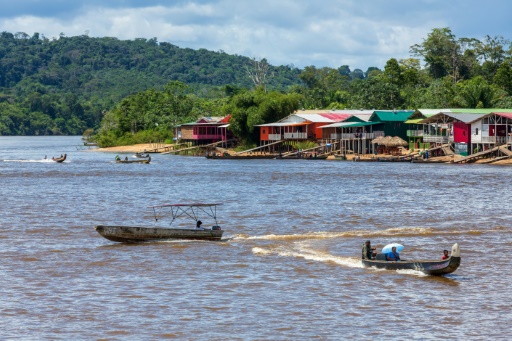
[333,154,348,160]
[275,154,328,160]
[116,156,151,164]
[95,203,224,243]
[411,159,449,164]
[52,154,67,163]
[362,243,461,275]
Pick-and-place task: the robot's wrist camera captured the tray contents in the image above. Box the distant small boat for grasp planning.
[135,152,150,158]
[362,243,461,276]
[95,203,224,243]
[52,154,67,163]
[116,156,151,164]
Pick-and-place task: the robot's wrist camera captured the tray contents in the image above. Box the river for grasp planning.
[0,136,510,340]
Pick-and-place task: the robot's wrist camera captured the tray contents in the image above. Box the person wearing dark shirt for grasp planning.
[362,240,376,260]
[386,246,400,261]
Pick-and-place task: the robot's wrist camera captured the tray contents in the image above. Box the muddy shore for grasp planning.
[93,143,512,165]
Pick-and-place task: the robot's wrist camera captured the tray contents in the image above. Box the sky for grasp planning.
[1,0,512,71]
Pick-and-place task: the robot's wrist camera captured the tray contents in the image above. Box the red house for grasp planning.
[176,115,232,145]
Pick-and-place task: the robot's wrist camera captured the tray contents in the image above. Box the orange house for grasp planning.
[257,110,356,143]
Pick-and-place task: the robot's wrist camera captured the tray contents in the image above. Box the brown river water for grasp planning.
[1,136,511,340]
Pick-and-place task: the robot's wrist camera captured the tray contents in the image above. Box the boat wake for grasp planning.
[252,241,364,269]
[3,159,64,163]
[233,225,509,242]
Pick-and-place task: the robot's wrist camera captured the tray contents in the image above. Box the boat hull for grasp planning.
[52,154,67,163]
[95,225,223,242]
[362,256,461,275]
[116,159,150,164]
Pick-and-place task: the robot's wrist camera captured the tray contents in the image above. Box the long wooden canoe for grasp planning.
[362,243,461,275]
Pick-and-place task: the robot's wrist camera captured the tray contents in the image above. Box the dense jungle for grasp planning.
[1,28,512,146]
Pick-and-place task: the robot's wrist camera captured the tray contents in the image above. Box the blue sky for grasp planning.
[1,0,511,70]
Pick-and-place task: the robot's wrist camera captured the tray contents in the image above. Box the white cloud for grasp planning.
[1,0,511,70]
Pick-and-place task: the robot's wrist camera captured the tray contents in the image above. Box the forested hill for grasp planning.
[0,32,301,135]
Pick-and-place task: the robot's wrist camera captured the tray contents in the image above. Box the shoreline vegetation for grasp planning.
[93,143,512,165]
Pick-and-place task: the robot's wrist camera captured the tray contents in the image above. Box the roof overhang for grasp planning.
[405,119,426,124]
[256,122,309,127]
[319,122,379,129]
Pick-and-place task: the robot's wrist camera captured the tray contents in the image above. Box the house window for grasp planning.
[475,128,479,135]
[263,129,266,134]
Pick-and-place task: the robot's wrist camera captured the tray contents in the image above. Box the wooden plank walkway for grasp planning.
[233,140,283,155]
[161,140,227,154]
[454,144,512,163]
[478,156,510,164]
[277,144,337,158]
[499,145,512,156]
[144,143,187,153]
[441,145,455,155]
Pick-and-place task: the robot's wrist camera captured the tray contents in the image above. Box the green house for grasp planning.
[369,110,415,140]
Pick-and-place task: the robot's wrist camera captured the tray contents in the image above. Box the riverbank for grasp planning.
[94,143,512,164]
[92,143,173,153]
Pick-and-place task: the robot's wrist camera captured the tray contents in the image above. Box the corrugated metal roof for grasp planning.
[450,109,512,114]
[420,112,486,124]
[494,112,512,119]
[465,112,512,124]
[370,110,414,122]
[196,116,225,123]
[350,114,372,122]
[293,113,351,122]
[328,109,375,115]
[256,122,309,127]
[416,109,452,117]
[318,113,354,121]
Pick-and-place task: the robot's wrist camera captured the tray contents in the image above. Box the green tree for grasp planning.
[349,75,402,109]
[224,88,301,144]
[411,28,457,79]
[383,58,403,86]
[494,62,512,95]
[454,76,494,108]
[476,35,510,79]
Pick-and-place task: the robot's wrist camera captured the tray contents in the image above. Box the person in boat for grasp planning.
[442,249,450,260]
[386,246,401,261]
[125,156,128,161]
[196,220,202,229]
[362,240,376,260]
[115,155,120,161]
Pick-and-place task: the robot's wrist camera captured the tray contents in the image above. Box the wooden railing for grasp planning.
[423,136,448,143]
[284,132,307,139]
[268,134,282,141]
[329,131,384,140]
